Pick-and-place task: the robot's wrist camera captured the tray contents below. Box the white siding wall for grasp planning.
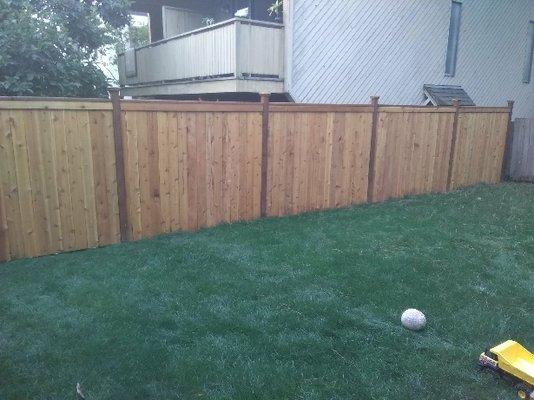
[289,0,534,118]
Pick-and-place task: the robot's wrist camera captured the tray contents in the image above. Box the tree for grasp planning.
[119,24,150,52]
[115,20,150,56]
[268,0,283,19]
[0,0,131,98]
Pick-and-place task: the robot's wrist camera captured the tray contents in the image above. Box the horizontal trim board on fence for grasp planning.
[379,107,456,113]
[121,101,263,112]
[0,96,111,103]
[0,100,112,111]
[456,107,510,114]
[269,104,374,113]
[0,95,512,262]
[377,107,509,113]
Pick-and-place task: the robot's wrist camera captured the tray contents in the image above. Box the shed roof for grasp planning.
[423,84,475,106]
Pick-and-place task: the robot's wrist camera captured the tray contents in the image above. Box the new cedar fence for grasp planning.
[505,118,534,182]
[0,94,512,262]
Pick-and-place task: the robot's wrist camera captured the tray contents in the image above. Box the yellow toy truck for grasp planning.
[479,340,534,399]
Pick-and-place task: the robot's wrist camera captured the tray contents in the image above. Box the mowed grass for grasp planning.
[1,184,533,400]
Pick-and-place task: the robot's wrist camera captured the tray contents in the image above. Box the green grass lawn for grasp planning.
[1,184,533,400]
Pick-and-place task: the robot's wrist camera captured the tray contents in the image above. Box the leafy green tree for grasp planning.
[0,0,131,97]
[268,0,283,18]
[116,23,150,54]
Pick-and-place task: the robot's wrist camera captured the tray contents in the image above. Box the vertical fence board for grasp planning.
[65,111,88,250]
[101,110,120,245]
[51,111,75,252]
[136,111,151,236]
[36,111,62,252]
[10,110,39,257]
[122,111,142,241]
[0,111,25,259]
[205,113,216,227]
[177,113,189,229]
[147,112,163,236]
[25,111,50,255]
[197,113,208,228]
[157,112,171,233]
[167,113,181,231]
[78,111,99,248]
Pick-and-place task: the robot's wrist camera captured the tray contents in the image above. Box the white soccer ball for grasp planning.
[401,309,426,331]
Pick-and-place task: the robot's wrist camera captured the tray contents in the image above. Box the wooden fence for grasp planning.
[0,95,512,262]
[505,118,534,182]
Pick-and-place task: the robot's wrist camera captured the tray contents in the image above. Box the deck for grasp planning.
[118,18,285,97]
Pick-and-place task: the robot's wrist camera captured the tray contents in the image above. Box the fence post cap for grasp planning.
[507,100,515,108]
[260,93,270,106]
[108,88,121,100]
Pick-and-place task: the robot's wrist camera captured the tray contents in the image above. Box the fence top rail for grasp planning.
[269,103,374,113]
[379,106,456,113]
[0,96,511,113]
[0,99,112,111]
[270,103,510,114]
[121,100,263,113]
[457,107,510,113]
[0,96,110,103]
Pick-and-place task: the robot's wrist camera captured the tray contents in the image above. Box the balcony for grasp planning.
[118,18,285,97]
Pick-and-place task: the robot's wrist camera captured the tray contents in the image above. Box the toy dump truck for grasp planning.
[479,340,534,399]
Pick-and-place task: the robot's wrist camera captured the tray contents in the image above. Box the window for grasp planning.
[523,21,534,84]
[445,1,462,77]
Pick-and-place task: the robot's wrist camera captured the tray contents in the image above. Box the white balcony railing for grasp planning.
[118,18,284,87]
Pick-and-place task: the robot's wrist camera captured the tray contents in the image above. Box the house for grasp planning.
[118,0,534,118]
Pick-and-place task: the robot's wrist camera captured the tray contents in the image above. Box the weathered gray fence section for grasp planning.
[507,118,534,182]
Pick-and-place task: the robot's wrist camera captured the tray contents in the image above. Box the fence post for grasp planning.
[501,100,515,181]
[446,99,461,191]
[108,87,129,242]
[260,93,270,218]
[367,96,380,203]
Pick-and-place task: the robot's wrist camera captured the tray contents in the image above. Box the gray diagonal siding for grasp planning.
[289,0,534,118]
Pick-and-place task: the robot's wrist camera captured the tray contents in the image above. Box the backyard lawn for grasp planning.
[1,183,533,400]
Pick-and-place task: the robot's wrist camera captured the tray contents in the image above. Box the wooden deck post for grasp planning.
[108,88,129,242]
[260,93,270,217]
[367,96,380,203]
[501,100,515,181]
[446,99,461,191]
